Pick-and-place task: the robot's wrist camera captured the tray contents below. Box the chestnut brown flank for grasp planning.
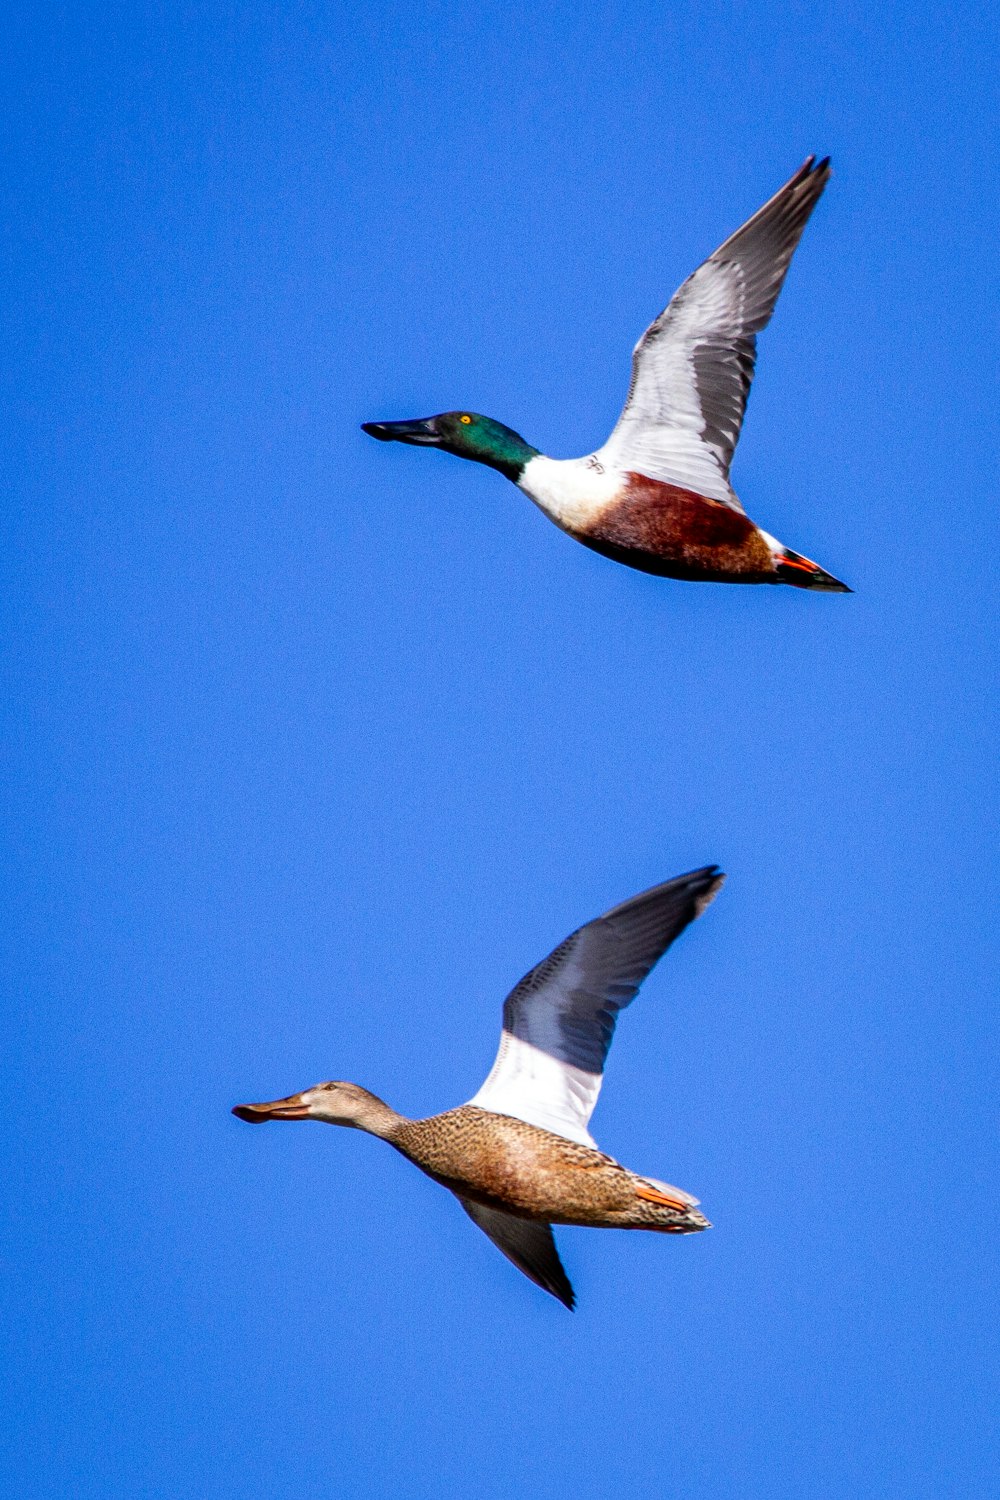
[581,474,776,583]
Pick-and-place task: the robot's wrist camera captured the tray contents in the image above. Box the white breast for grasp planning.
[518,454,623,532]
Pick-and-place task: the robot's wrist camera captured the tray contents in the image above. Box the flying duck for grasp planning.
[233,866,723,1309]
[364,157,848,591]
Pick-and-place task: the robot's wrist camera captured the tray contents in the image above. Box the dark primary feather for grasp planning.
[501,867,724,1077]
[678,155,829,473]
[614,156,830,490]
[460,1199,575,1309]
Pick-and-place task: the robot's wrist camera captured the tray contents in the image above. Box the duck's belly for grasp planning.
[580,475,775,583]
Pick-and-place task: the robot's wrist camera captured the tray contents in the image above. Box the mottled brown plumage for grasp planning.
[234,870,723,1308]
[395,1105,708,1232]
[233,1089,707,1232]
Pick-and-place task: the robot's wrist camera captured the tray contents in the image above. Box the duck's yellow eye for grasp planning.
[460,414,472,424]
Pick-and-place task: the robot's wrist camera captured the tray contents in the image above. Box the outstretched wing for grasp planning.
[595,157,830,506]
[460,1199,575,1309]
[467,867,724,1147]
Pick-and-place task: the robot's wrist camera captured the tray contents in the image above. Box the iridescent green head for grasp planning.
[362,410,539,483]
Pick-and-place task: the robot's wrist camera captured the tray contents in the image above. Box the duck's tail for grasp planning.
[773,543,852,592]
[635,1176,711,1232]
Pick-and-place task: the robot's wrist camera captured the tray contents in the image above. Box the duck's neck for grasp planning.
[341,1089,409,1142]
[472,436,542,484]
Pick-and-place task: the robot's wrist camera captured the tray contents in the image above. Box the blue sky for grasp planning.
[3,3,998,1496]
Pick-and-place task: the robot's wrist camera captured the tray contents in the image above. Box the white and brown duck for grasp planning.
[364,157,848,591]
[234,866,723,1309]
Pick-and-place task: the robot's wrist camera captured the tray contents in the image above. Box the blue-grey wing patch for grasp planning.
[501,866,724,1077]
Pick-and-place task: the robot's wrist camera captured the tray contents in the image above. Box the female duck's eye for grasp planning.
[460,414,472,425]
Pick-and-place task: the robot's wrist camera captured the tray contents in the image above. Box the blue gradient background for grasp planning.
[3,4,998,1497]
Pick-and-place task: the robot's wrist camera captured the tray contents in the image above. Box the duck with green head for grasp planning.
[363,157,850,592]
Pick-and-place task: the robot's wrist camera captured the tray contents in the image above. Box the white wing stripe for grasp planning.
[468,1032,602,1149]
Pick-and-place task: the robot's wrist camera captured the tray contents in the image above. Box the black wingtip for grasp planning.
[791,155,831,195]
[599,866,726,929]
[677,865,725,918]
[678,864,726,905]
[695,869,726,914]
[546,1271,576,1311]
[534,1258,576,1310]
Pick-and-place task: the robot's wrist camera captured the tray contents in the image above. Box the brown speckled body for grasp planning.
[580,474,776,583]
[392,1105,705,1233]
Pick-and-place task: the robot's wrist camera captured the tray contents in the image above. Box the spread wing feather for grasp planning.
[468,868,724,1146]
[596,157,830,505]
[460,1199,575,1309]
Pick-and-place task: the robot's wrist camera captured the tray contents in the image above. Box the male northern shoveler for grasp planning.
[234,867,723,1309]
[364,157,849,591]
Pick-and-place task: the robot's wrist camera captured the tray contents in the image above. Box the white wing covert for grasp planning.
[468,867,724,1147]
[595,157,831,506]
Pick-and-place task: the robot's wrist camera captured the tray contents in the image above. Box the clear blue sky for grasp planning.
[3,3,998,1496]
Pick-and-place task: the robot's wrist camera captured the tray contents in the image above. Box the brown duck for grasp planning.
[234,866,723,1309]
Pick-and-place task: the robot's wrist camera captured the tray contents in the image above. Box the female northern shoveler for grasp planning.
[233,867,723,1309]
[364,157,849,591]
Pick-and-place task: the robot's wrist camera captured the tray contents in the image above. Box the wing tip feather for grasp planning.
[694,869,726,915]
